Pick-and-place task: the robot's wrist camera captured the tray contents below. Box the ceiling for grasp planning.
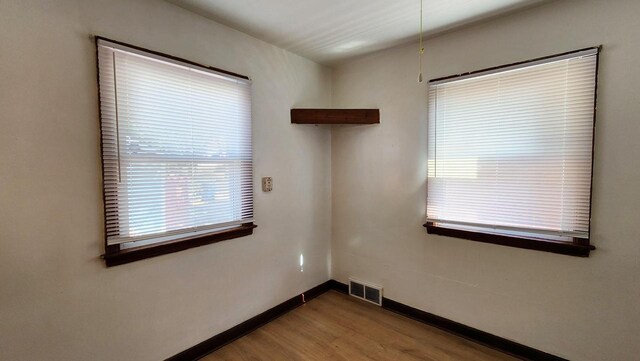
[167,0,548,64]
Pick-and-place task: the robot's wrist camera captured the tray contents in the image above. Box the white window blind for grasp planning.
[427,48,598,241]
[97,39,253,247]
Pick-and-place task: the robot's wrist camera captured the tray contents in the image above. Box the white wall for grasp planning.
[0,0,332,360]
[3,0,640,360]
[331,0,640,360]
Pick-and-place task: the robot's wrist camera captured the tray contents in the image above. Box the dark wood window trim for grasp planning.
[94,36,250,81]
[428,46,601,84]
[103,223,256,267]
[425,47,601,258]
[95,36,254,268]
[424,223,594,257]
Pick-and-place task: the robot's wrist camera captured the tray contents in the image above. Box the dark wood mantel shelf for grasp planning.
[291,109,380,125]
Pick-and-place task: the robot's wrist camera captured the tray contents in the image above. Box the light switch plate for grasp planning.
[262,177,273,192]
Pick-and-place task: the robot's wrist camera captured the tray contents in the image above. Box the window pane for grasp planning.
[98,40,253,246]
[427,50,597,240]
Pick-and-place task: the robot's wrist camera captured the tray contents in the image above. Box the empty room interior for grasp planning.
[2,0,640,360]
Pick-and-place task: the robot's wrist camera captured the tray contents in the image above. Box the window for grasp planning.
[97,38,254,266]
[425,48,599,256]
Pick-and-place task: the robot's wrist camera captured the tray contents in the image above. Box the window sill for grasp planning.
[424,223,594,257]
[102,223,257,267]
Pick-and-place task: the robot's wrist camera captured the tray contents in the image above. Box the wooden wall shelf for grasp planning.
[291,109,380,125]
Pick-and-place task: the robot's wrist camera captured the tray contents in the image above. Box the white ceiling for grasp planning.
[167,0,548,64]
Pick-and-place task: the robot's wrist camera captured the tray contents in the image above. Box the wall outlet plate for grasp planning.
[262,177,273,192]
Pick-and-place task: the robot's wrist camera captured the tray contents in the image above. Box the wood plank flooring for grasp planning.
[203,291,517,361]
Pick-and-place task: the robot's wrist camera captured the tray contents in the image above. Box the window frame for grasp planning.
[424,47,601,257]
[95,36,256,267]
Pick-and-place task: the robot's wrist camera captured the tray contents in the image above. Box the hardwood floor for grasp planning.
[203,291,517,361]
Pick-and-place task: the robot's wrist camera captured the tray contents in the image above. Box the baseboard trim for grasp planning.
[328,279,349,294]
[168,279,566,361]
[330,280,566,361]
[166,280,333,361]
[383,298,566,361]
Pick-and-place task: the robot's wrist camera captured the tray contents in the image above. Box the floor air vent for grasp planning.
[349,278,382,306]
